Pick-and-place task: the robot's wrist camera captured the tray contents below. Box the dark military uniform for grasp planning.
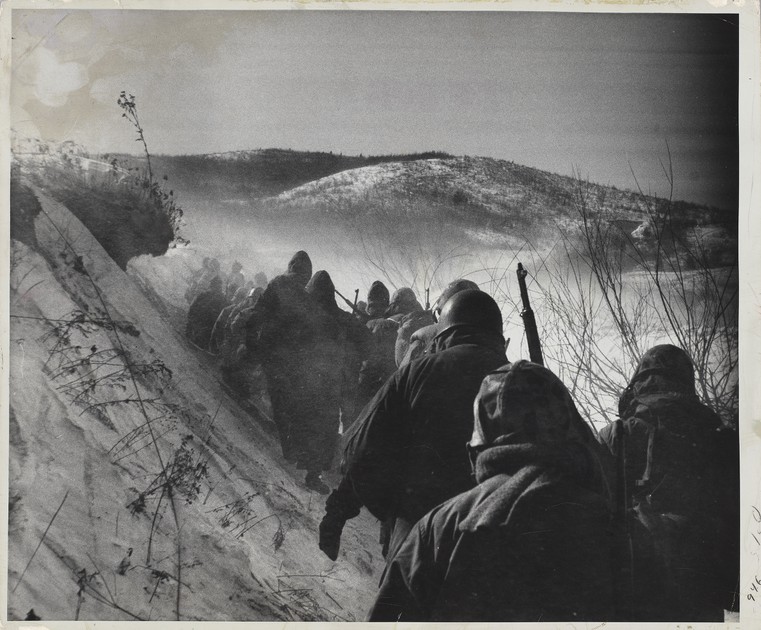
[186,275,226,350]
[369,361,613,622]
[598,344,739,621]
[397,280,480,368]
[398,321,439,368]
[305,271,371,477]
[356,281,397,415]
[324,325,507,560]
[246,251,315,465]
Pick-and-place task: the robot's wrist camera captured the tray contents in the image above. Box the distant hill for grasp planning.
[146,149,453,201]
[257,154,735,256]
[99,148,738,264]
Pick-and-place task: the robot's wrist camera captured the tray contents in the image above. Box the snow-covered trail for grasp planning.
[7,184,384,621]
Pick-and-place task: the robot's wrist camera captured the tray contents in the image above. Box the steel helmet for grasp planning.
[437,289,503,336]
[432,279,480,321]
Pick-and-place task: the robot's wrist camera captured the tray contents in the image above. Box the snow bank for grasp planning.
[7,184,383,621]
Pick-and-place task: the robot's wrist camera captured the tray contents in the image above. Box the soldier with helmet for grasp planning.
[318,290,508,562]
[398,278,481,368]
[356,281,398,415]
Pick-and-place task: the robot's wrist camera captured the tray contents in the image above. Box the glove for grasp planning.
[318,513,346,561]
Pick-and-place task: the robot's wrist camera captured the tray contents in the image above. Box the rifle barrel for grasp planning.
[516,262,544,366]
[335,289,365,317]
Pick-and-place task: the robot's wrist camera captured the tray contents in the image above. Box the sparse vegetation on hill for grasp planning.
[492,170,738,428]
[12,95,185,271]
[147,149,453,201]
[258,155,733,264]
[12,145,185,270]
[111,147,733,274]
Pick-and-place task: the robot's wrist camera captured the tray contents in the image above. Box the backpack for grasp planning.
[609,394,738,621]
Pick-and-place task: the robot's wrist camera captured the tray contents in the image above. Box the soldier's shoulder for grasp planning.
[410,322,439,342]
[400,310,434,328]
[367,317,399,332]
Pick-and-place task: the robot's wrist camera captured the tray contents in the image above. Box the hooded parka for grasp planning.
[369,361,613,622]
[398,321,438,368]
[245,251,316,464]
[304,271,371,470]
[186,275,227,350]
[598,344,739,621]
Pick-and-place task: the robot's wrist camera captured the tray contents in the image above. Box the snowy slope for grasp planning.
[263,155,641,227]
[7,184,383,621]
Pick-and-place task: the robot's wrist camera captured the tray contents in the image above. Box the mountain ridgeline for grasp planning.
[144,149,734,256]
[148,149,454,201]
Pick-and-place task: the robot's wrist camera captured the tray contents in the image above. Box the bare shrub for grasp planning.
[516,165,737,428]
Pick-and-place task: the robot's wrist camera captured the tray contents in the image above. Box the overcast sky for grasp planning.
[10,9,739,210]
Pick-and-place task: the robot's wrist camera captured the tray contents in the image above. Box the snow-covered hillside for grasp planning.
[7,183,384,621]
[265,156,553,224]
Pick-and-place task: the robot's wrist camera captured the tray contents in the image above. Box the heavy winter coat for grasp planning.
[337,326,508,558]
[303,271,372,470]
[185,277,227,350]
[598,344,739,621]
[229,289,264,339]
[370,360,613,621]
[209,287,247,354]
[334,310,372,430]
[225,269,245,301]
[398,321,439,368]
[394,309,435,367]
[368,439,614,621]
[247,251,314,354]
[245,252,315,465]
[356,316,399,411]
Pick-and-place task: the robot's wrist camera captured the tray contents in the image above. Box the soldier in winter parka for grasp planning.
[319,290,508,562]
[369,361,613,622]
[185,274,227,350]
[385,287,434,366]
[225,260,245,301]
[598,344,739,621]
[218,287,264,396]
[356,281,398,413]
[245,251,317,478]
[209,286,247,354]
[303,271,371,493]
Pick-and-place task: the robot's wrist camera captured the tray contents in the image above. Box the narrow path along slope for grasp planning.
[7,184,383,621]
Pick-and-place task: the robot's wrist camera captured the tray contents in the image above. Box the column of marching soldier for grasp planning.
[214,250,739,623]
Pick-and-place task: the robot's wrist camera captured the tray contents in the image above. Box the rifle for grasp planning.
[516,262,544,366]
[335,288,367,318]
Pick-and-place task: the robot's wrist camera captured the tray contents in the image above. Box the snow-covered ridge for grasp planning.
[7,181,383,621]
